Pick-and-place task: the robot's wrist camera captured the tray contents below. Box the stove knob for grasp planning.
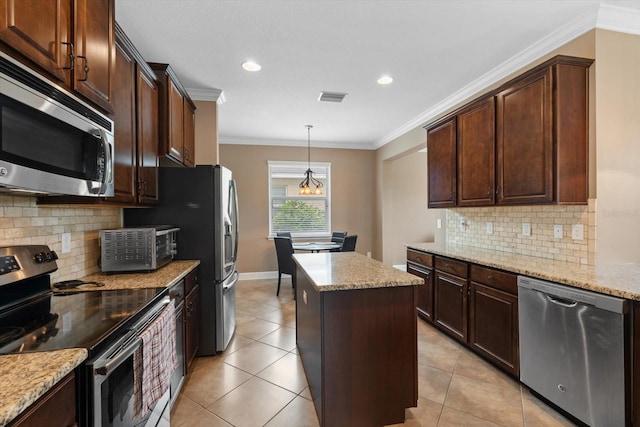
[34,252,47,263]
[49,251,59,261]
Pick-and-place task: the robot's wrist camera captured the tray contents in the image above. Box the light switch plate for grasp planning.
[522,223,531,237]
[61,232,71,253]
[459,217,466,231]
[572,224,584,240]
[486,222,493,235]
[554,225,563,239]
[437,219,442,229]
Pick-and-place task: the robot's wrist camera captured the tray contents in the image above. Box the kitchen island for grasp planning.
[293,252,424,426]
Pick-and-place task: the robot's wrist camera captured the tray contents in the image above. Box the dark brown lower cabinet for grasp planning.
[407,263,433,321]
[434,271,467,341]
[296,267,418,427]
[9,371,76,427]
[185,282,200,369]
[469,282,519,376]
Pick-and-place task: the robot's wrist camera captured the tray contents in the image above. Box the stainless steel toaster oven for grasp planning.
[100,226,179,273]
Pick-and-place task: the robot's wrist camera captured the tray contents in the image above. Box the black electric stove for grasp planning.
[0,245,166,357]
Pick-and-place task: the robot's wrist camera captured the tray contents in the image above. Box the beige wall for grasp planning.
[194,100,218,165]
[594,30,640,263]
[0,196,121,281]
[219,144,375,273]
[388,151,437,266]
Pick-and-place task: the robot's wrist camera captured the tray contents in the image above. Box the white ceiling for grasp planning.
[115,0,640,150]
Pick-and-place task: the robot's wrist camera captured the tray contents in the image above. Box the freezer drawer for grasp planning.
[518,276,626,426]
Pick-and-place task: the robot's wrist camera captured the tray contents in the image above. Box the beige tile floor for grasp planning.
[171,278,577,427]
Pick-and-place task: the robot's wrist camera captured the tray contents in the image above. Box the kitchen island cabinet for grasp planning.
[293,252,423,426]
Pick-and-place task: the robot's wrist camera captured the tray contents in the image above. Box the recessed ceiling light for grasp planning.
[242,61,261,72]
[377,75,393,85]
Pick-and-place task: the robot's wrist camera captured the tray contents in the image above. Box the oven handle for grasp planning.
[93,296,171,376]
[94,336,142,376]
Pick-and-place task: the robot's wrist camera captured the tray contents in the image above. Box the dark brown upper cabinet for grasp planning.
[426,118,457,208]
[426,55,593,208]
[150,63,197,168]
[457,97,496,206]
[0,0,115,113]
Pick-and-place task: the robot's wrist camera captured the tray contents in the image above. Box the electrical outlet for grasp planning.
[61,233,71,253]
[459,217,466,231]
[554,225,563,239]
[366,251,371,258]
[572,224,584,240]
[522,223,531,237]
[486,222,493,235]
[437,219,442,229]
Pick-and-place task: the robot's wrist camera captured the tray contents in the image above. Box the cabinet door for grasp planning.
[469,282,519,376]
[407,263,433,322]
[457,97,495,206]
[0,0,71,84]
[183,99,195,167]
[10,372,76,427]
[185,284,200,370]
[427,118,456,208]
[137,66,159,204]
[434,271,467,342]
[111,40,137,204]
[167,79,185,164]
[496,67,553,204]
[73,0,114,112]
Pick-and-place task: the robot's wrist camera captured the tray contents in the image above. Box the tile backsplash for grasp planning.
[0,195,121,281]
[445,200,595,265]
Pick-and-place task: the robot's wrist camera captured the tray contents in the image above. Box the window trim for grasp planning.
[268,160,331,238]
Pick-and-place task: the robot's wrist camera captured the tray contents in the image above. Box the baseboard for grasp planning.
[239,271,279,280]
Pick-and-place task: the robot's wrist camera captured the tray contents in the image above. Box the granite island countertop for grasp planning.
[0,349,87,427]
[1,260,200,426]
[407,242,640,301]
[293,252,423,292]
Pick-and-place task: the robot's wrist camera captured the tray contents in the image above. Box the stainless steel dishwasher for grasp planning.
[518,275,627,427]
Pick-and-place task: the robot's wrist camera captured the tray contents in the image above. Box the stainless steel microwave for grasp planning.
[0,51,114,197]
[100,226,179,273]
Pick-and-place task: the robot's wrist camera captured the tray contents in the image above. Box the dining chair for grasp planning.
[274,236,296,297]
[340,235,357,252]
[276,231,292,238]
[330,231,347,252]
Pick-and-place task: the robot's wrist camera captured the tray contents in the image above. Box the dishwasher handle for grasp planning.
[546,294,579,308]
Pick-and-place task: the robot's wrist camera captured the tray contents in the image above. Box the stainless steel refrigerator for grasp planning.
[124,165,239,354]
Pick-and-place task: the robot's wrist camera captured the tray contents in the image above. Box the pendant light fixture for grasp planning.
[299,125,323,195]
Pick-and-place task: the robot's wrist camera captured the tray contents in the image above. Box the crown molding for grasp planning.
[219,136,372,150]
[596,4,640,35]
[186,87,224,103]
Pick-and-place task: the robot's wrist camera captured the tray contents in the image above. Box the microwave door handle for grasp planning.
[100,129,113,194]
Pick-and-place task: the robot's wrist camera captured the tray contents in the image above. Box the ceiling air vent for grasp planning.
[318,91,347,103]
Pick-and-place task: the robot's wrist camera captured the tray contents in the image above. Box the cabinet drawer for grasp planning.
[470,265,517,295]
[184,269,198,294]
[435,256,468,277]
[407,249,433,267]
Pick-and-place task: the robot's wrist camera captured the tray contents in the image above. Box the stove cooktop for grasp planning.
[0,287,166,355]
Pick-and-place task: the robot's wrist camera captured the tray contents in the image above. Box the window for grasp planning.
[269,161,331,238]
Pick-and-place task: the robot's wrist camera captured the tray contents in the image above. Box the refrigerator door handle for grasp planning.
[223,271,239,291]
[230,179,239,262]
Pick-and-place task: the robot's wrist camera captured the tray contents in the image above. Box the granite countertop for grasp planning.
[0,260,200,426]
[407,242,640,301]
[55,260,201,292]
[0,349,87,427]
[293,252,423,292]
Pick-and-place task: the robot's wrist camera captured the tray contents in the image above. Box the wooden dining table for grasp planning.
[292,242,342,253]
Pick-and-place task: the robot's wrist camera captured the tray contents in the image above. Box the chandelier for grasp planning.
[299,125,323,195]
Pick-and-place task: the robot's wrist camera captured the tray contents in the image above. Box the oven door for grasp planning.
[89,298,172,427]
